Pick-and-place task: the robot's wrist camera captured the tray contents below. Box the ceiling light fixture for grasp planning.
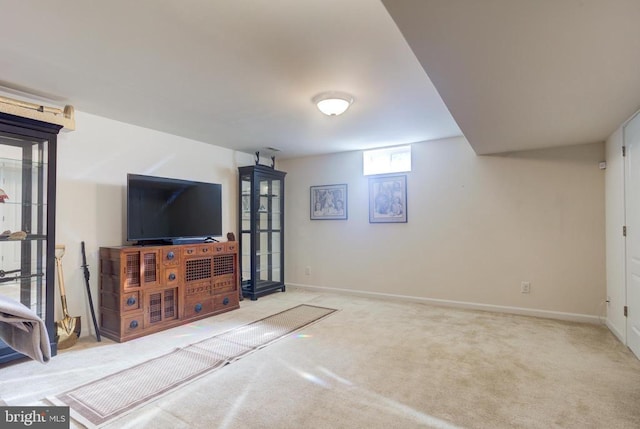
[312,92,354,116]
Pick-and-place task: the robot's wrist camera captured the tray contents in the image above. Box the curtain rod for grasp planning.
[0,95,75,130]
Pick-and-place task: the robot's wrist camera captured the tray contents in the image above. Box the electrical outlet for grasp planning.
[521,281,531,294]
[305,266,311,276]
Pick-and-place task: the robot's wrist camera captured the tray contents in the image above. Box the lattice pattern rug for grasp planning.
[49,304,337,428]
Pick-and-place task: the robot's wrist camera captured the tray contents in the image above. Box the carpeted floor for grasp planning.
[1,287,639,428]
[49,304,336,427]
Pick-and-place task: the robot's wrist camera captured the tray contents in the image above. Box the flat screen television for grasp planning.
[127,173,223,245]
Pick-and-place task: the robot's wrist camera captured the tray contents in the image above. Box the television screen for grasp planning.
[127,174,222,244]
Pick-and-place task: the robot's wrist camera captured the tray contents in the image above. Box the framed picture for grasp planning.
[369,174,407,223]
[310,184,348,220]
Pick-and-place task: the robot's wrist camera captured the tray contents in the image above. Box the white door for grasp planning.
[624,113,640,359]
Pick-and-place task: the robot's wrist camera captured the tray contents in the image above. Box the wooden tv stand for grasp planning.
[99,241,240,342]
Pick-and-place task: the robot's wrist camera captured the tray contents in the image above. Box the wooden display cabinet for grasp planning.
[99,241,239,342]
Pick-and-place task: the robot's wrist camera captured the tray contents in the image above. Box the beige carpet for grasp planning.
[1,287,639,428]
[49,304,336,428]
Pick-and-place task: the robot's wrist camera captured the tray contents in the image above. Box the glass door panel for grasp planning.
[0,135,48,317]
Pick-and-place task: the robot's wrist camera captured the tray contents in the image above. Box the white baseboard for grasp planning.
[288,283,602,324]
[606,318,626,343]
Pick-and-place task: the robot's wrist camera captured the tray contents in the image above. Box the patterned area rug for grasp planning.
[49,304,337,428]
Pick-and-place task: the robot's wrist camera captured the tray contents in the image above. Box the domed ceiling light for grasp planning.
[312,92,354,116]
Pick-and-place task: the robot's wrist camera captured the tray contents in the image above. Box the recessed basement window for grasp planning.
[363,145,411,175]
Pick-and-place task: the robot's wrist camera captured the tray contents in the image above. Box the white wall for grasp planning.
[280,137,606,320]
[51,116,606,332]
[55,111,252,334]
[605,126,626,342]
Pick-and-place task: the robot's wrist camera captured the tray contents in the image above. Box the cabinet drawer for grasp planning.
[123,313,144,335]
[182,246,198,257]
[161,247,180,266]
[184,296,215,319]
[225,242,238,253]
[122,291,141,312]
[211,243,226,254]
[182,245,214,257]
[214,293,239,311]
[161,266,180,286]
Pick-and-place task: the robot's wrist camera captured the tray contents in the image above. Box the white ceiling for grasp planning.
[1,1,639,158]
[0,0,460,159]
[384,0,640,154]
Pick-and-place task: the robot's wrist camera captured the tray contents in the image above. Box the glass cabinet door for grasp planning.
[0,139,48,316]
[0,115,59,363]
[257,177,281,284]
[238,165,286,300]
[240,176,252,286]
